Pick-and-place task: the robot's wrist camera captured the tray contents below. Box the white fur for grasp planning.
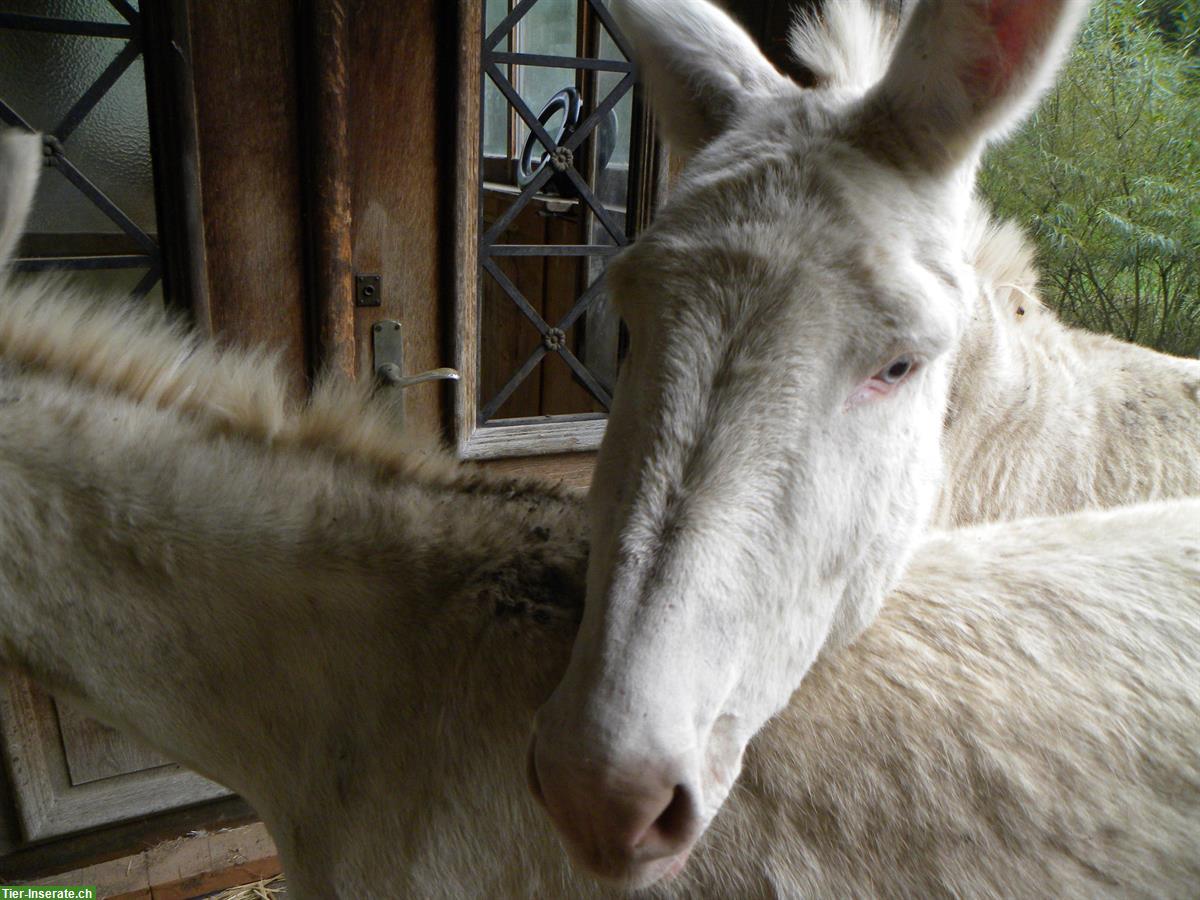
[788,0,899,92]
[942,200,1200,524]
[1,15,1197,880]
[531,0,1200,884]
[0,306,1197,897]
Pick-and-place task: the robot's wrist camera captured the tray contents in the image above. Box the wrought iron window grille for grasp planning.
[477,0,643,431]
[0,1,161,300]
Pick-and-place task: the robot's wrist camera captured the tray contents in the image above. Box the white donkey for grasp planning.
[0,171,1199,896]
[529,0,1200,886]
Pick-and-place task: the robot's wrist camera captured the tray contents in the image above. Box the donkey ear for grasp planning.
[860,0,1090,172]
[612,0,793,160]
[0,130,41,269]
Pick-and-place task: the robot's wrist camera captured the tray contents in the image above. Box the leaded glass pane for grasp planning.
[597,29,631,169]
[0,0,162,301]
[1,0,124,24]
[512,0,577,157]
[483,0,509,157]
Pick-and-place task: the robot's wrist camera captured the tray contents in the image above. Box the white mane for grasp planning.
[0,275,550,498]
[788,0,900,92]
[966,198,1044,317]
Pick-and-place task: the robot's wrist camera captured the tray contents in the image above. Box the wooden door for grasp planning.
[345,0,450,436]
[0,684,229,843]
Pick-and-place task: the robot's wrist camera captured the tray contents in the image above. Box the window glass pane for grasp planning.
[0,0,124,22]
[483,0,509,156]
[50,58,156,234]
[514,65,576,161]
[483,80,509,159]
[1,0,162,302]
[595,0,624,61]
[596,23,631,168]
[0,4,155,234]
[484,0,508,34]
[513,0,577,156]
[68,54,155,231]
[596,67,631,170]
[0,30,115,130]
[520,0,576,55]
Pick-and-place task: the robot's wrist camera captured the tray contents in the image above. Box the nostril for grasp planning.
[633,783,697,853]
[652,785,694,844]
[526,741,546,806]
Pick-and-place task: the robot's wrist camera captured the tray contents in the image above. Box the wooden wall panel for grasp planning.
[349,0,450,433]
[477,193,606,421]
[484,452,596,492]
[0,680,228,844]
[302,0,356,383]
[480,193,545,419]
[188,0,308,394]
[55,701,167,786]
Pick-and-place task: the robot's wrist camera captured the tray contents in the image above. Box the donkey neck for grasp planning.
[936,273,1085,526]
[935,270,1200,527]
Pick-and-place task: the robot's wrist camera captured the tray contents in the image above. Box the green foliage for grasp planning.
[979,0,1200,356]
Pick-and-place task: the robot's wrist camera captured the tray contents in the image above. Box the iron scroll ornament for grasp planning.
[517,86,617,197]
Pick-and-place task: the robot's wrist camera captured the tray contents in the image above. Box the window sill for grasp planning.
[457,414,607,459]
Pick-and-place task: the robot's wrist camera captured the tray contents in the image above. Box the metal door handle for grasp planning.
[371,320,459,432]
[372,320,460,388]
[377,365,460,389]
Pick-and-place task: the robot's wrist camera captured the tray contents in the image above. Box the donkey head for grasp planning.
[528,0,1088,887]
[0,130,41,269]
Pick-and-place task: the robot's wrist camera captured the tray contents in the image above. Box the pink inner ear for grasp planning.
[971,0,1047,98]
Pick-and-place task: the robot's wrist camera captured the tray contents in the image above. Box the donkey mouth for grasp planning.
[563,840,693,890]
[619,848,693,890]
